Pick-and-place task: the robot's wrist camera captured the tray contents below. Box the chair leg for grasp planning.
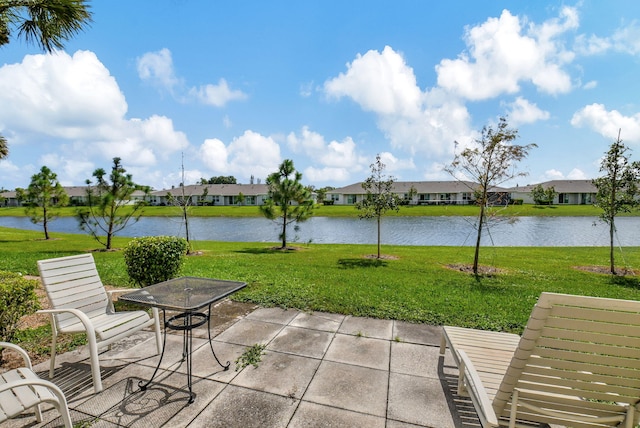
[49,324,58,379]
[34,404,43,422]
[152,307,162,355]
[47,381,73,428]
[86,333,103,393]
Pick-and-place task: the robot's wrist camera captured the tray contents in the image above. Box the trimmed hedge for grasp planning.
[123,236,188,287]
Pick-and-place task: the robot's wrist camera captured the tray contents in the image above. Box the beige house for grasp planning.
[1,186,149,207]
[508,180,597,205]
[151,184,270,206]
[328,181,495,205]
[1,179,602,208]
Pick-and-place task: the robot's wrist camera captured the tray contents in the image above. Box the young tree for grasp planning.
[530,184,556,205]
[593,130,640,275]
[260,159,314,249]
[236,191,245,205]
[164,154,204,253]
[16,166,69,239]
[77,157,149,250]
[0,0,92,52]
[445,117,536,275]
[355,154,401,259]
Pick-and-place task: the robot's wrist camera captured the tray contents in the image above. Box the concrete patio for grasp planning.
[4,301,483,428]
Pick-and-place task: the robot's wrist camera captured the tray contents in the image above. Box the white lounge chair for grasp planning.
[37,253,162,393]
[440,292,640,428]
[0,342,73,427]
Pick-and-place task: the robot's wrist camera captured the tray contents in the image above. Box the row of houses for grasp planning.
[1,180,597,207]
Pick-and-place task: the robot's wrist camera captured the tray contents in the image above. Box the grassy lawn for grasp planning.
[2,226,639,336]
[0,203,628,218]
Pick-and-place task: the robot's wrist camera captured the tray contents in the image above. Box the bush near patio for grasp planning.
[123,236,188,287]
[0,271,39,363]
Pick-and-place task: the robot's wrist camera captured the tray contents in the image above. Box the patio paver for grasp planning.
[1,306,485,428]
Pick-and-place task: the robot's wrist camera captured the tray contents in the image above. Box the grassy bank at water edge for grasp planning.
[1,226,639,335]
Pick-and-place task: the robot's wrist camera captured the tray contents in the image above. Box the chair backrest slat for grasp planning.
[38,254,109,329]
[493,292,640,426]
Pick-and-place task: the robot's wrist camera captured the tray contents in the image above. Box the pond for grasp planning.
[1,215,639,247]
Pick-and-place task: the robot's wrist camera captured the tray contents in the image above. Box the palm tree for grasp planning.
[0,0,92,53]
[0,134,8,160]
[0,1,92,164]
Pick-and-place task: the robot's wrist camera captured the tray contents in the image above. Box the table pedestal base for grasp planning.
[138,305,229,403]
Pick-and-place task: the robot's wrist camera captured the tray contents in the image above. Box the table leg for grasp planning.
[139,309,169,391]
[207,303,231,370]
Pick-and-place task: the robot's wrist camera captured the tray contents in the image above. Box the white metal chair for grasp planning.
[0,342,73,427]
[440,292,640,428]
[37,253,162,393]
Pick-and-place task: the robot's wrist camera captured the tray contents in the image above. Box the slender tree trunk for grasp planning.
[473,204,485,275]
[281,210,288,249]
[609,218,615,274]
[377,214,381,259]
[182,202,191,252]
[43,206,50,240]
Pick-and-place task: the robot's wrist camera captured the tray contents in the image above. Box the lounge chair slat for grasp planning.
[441,292,640,428]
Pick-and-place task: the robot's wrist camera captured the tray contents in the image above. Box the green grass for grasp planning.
[0,203,629,218]
[2,226,639,336]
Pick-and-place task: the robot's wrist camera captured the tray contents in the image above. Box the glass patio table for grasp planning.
[119,276,246,403]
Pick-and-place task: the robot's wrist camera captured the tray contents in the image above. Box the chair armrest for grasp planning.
[0,375,64,395]
[37,308,96,334]
[106,288,138,299]
[0,342,32,369]
[457,349,499,427]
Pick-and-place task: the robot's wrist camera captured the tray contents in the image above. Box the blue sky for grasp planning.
[1,1,640,191]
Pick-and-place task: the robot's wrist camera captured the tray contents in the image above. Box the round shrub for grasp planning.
[123,236,188,287]
[0,271,40,361]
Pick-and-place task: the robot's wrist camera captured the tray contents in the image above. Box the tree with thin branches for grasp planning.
[593,129,640,275]
[260,159,314,249]
[77,157,149,250]
[16,165,68,239]
[445,117,536,275]
[356,154,400,259]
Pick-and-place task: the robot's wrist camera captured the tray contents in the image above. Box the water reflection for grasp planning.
[0,215,638,247]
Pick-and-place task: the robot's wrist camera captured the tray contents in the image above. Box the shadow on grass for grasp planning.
[532,205,557,209]
[337,258,388,269]
[609,275,640,289]
[234,247,288,255]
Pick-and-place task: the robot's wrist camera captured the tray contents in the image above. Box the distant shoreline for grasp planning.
[1,204,634,218]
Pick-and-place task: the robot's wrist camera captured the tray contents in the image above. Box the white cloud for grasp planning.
[286,126,370,182]
[436,7,577,100]
[136,48,181,93]
[0,50,126,137]
[505,97,550,125]
[325,46,422,117]
[303,166,352,182]
[377,151,415,174]
[324,47,473,158]
[583,80,597,90]
[543,169,565,180]
[190,78,247,107]
[567,168,587,179]
[199,130,281,181]
[0,50,190,190]
[299,81,314,97]
[575,21,640,56]
[138,48,246,107]
[541,168,587,181]
[571,103,640,142]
